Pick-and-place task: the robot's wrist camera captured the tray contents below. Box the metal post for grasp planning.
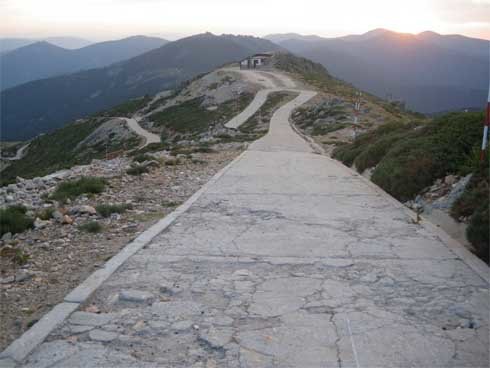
[481,83,490,162]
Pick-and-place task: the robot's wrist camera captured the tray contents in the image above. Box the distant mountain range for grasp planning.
[1,36,168,89]
[0,37,93,53]
[1,33,281,140]
[265,29,489,113]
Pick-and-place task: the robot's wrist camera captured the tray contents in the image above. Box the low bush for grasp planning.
[37,207,55,221]
[371,112,482,201]
[126,165,149,176]
[164,158,181,166]
[50,177,106,202]
[96,204,132,218]
[451,159,489,263]
[466,205,489,263]
[0,205,34,236]
[133,154,154,163]
[78,221,103,233]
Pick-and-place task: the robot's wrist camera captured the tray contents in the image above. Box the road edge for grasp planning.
[302,134,489,284]
[0,151,247,366]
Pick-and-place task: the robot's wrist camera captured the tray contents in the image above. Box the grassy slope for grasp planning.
[150,94,254,139]
[1,117,139,185]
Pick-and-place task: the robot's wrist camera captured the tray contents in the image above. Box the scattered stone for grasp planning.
[83,304,101,313]
[34,218,50,230]
[1,232,12,242]
[70,325,94,334]
[159,282,175,294]
[198,327,234,348]
[69,312,114,326]
[172,320,194,331]
[119,289,154,303]
[62,215,73,225]
[52,210,64,222]
[69,205,96,216]
[444,175,457,186]
[88,329,118,342]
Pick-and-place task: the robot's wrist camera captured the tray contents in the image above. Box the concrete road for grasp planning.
[3,143,30,161]
[8,83,490,368]
[224,68,298,129]
[121,117,160,147]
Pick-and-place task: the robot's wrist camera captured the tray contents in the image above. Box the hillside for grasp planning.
[266,29,489,113]
[1,36,168,90]
[0,33,281,141]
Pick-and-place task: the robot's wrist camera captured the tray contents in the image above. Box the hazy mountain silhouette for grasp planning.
[266,29,489,113]
[1,36,168,89]
[0,36,93,53]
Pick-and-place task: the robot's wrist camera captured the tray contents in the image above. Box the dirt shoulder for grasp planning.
[0,148,242,351]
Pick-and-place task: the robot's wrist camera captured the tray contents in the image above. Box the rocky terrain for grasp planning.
[0,147,244,350]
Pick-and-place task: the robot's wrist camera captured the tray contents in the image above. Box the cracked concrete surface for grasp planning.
[13,74,490,367]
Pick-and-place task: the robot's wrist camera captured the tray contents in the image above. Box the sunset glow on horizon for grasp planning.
[1,0,489,41]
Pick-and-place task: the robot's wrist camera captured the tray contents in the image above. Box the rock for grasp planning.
[6,184,17,193]
[0,276,15,284]
[444,175,457,186]
[5,195,14,203]
[1,232,12,241]
[159,282,174,294]
[88,329,118,342]
[69,312,114,326]
[119,289,154,303]
[198,327,233,348]
[34,217,50,230]
[62,215,73,225]
[14,270,33,282]
[171,320,194,331]
[52,210,64,222]
[69,205,96,216]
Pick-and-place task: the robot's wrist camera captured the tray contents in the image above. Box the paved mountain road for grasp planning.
[2,70,488,368]
[225,67,299,129]
[121,117,160,147]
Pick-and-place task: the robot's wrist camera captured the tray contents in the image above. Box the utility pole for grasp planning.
[353,91,362,139]
[481,86,490,161]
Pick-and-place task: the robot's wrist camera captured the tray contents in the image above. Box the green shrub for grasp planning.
[37,207,55,221]
[371,112,483,201]
[133,154,154,163]
[126,166,149,176]
[13,249,30,265]
[78,221,103,233]
[96,204,132,218]
[164,158,181,166]
[466,205,489,263]
[0,205,34,236]
[50,177,106,202]
[451,158,489,263]
[354,133,405,173]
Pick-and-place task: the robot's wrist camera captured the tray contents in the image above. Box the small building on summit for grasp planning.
[240,53,273,69]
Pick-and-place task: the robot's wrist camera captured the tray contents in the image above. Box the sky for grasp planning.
[1,0,489,41]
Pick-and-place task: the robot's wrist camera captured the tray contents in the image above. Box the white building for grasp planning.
[240,53,273,69]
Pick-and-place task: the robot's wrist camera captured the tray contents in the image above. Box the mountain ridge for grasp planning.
[1,35,169,90]
[265,29,489,113]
